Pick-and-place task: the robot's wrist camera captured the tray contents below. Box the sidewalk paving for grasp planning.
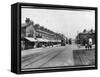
[22,48,44,57]
[75,44,95,50]
[73,48,95,65]
[72,44,95,65]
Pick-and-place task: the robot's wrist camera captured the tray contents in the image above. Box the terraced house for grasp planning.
[21,18,67,50]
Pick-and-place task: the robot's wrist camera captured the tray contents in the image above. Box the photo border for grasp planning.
[11,2,98,74]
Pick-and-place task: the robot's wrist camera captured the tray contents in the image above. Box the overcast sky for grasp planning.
[21,8,95,39]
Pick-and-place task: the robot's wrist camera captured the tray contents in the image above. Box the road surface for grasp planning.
[21,44,78,69]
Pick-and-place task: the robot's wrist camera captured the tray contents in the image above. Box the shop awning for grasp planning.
[25,37,37,42]
[37,38,50,42]
[57,40,61,42]
[49,40,61,42]
[44,39,49,42]
[49,40,56,42]
[37,38,45,42]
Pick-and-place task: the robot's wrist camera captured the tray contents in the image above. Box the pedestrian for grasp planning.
[89,38,92,49]
[69,38,72,45]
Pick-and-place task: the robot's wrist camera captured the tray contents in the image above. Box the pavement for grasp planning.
[76,44,95,50]
[73,49,95,65]
[72,44,95,66]
[22,44,61,57]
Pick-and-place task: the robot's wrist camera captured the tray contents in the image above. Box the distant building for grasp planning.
[75,30,95,46]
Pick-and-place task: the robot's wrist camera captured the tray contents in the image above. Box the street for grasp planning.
[21,44,95,70]
[21,44,78,69]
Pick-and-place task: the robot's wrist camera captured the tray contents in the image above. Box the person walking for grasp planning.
[89,38,93,49]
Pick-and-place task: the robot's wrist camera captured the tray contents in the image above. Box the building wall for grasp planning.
[21,18,65,42]
[25,24,36,38]
[76,33,95,45]
[21,20,36,39]
[35,27,62,42]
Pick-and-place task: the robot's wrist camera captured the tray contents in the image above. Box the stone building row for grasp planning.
[21,18,66,49]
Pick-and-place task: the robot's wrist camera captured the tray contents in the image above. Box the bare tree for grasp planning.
[90,29,93,33]
[83,29,86,33]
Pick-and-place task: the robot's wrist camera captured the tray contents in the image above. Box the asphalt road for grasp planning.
[21,45,78,69]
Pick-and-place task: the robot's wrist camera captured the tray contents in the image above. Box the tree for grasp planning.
[40,26,44,30]
[25,18,30,23]
[90,29,93,33]
[34,24,40,29]
[83,29,86,33]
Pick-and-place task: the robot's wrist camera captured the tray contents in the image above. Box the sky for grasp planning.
[21,7,95,39]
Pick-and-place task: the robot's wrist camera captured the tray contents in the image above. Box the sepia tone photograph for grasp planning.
[21,6,96,71]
